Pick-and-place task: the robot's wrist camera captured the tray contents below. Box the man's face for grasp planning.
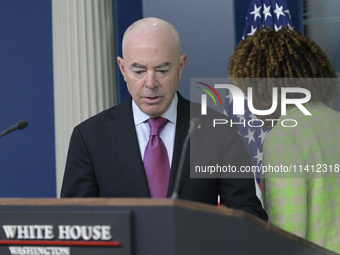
[117,30,186,118]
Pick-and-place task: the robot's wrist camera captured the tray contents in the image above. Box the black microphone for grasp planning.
[0,120,28,138]
[171,117,200,199]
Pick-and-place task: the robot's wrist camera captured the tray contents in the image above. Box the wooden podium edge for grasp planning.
[0,198,337,255]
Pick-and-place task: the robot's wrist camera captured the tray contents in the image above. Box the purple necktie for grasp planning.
[144,117,170,198]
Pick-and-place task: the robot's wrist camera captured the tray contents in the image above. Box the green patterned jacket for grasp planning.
[262,102,340,253]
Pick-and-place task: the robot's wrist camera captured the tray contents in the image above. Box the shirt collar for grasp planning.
[132,93,178,125]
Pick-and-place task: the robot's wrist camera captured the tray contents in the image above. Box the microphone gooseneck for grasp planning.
[171,118,200,199]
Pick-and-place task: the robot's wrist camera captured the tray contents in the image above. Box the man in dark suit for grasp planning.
[61,17,267,221]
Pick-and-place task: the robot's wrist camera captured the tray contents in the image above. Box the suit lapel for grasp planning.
[105,97,150,197]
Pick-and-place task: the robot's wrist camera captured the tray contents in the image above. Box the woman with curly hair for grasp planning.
[228,26,340,253]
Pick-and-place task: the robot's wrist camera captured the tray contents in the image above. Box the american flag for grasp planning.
[223,92,269,190]
[226,0,293,191]
[242,0,293,39]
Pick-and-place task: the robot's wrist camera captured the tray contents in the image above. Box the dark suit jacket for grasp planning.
[61,93,268,220]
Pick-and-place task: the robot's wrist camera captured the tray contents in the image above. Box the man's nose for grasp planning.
[145,71,157,88]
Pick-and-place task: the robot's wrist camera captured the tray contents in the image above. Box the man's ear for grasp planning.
[179,53,187,79]
[117,57,127,81]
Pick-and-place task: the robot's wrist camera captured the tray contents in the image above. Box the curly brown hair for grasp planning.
[228,26,338,104]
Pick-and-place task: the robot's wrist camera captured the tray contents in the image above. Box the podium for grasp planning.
[0,198,337,255]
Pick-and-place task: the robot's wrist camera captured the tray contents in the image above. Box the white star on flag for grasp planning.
[250,4,262,21]
[258,129,269,144]
[237,114,246,123]
[249,112,257,120]
[274,3,285,19]
[247,25,258,36]
[254,149,264,165]
[284,9,291,20]
[274,24,282,31]
[245,128,256,144]
[263,4,272,20]
[225,92,233,104]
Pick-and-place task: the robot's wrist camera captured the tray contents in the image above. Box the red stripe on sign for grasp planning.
[0,240,120,247]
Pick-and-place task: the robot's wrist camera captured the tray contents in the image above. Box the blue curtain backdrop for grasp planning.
[0,0,55,197]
